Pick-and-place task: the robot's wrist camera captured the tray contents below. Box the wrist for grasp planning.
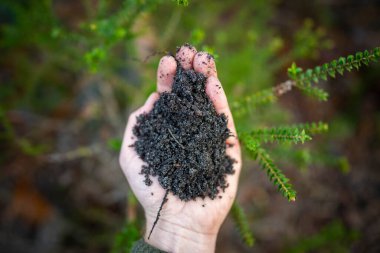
[144,215,217,253]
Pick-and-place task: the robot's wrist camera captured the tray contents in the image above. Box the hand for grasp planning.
[119,44,242,253]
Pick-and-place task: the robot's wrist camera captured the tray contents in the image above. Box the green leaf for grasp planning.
[320,72,327,81]
[297,85,329,101]
[107,138,122,152]
[344,64,353,72]
[320,63,329,80]
[337,157,350,174]
[232,88,277,116]
[362,57,369,66]
[314,66,321,74]
[231,202,255,247]
[313,66,322,81]
[355,52,363,61]
[292,121,329,135]
[243,137,297,201]
[336,66,344,75]
[288,62,302,79]
[84,47,107,73]
[175,0,189,6]
[374,47,380,58]
[241,133,260,154]
[338,57,346,66]
[346,55,354,63]
[305,69,313,79]
[299,73,306,83]
[256,147,296,201]
[352,60,360,70]
[286,47,379,102]
[327,68,336,78]
[246,126,312,144]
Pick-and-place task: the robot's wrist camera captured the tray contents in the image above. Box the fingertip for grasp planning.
[206,76,237,137]
[157,56,177,93]
[143,92,160,111]
[205,76,227,108]
[175,43,197,70]
[193,51,217,78]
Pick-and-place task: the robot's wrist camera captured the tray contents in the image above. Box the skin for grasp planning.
[119,44,242,253]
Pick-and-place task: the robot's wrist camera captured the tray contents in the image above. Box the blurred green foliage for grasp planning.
[1,0,378,251]
[286,221,359,253]
[231,202,255,247]
[288,47,380,101]
[111,221,140,253]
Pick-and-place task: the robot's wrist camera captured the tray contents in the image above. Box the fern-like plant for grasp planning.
[239,122,329,201]
[236,47,379,204]
[228,48,378,247]
[231,202,255,247]
[287,47,380,101]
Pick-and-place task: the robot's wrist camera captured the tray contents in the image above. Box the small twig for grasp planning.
[142,50,169,63]
[148,190,169,240]
[45,144,101,162]
[168,128,185,149]
[128,50,169,64]
[273,80,296,96]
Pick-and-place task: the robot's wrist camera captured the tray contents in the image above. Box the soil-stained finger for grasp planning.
[205,76,238,145]
[193,51,217,78]
[157,56,177,93]
[175,44,197,70]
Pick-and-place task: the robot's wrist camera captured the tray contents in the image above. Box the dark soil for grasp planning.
[133,63,235,201]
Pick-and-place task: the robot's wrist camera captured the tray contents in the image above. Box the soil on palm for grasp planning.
[133,63,235,201]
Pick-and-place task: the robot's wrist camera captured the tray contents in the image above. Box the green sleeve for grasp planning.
[131,239,167,253]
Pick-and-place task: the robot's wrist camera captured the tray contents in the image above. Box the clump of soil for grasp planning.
[133,63,235,201]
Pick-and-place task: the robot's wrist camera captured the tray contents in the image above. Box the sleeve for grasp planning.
[131,239,167,253]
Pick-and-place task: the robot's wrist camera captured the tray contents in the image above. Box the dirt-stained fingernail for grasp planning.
[175,43,197,70]
[193,52,217,77]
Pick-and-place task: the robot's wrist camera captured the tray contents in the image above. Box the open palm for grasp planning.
[119,44,241,253]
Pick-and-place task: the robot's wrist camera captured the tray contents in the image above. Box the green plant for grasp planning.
[231,202,255,247]
[1,0,378,251]
[111,221,140,253]
[287,47,380,101]
[227,46,378,247]
[229,47,379,202]
[237,48,379,201]
[286,221,359,253]
[239,122,330,201]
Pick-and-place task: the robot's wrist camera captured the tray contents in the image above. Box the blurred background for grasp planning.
[1,0,379,252]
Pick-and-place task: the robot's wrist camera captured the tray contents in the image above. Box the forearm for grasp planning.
[144,217,217,253]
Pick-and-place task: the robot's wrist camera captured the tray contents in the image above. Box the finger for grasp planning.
[120,92,160,164]
[157,56,177,93]
[193,51,217,78]
[193,51,233,144]
[119,92,167,206]
[205,76,238,146]
[175,44,197,70]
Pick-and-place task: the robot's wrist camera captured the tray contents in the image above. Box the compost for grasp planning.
[133,62,235,201]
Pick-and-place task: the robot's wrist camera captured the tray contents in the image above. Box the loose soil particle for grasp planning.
[133,64,235,201]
